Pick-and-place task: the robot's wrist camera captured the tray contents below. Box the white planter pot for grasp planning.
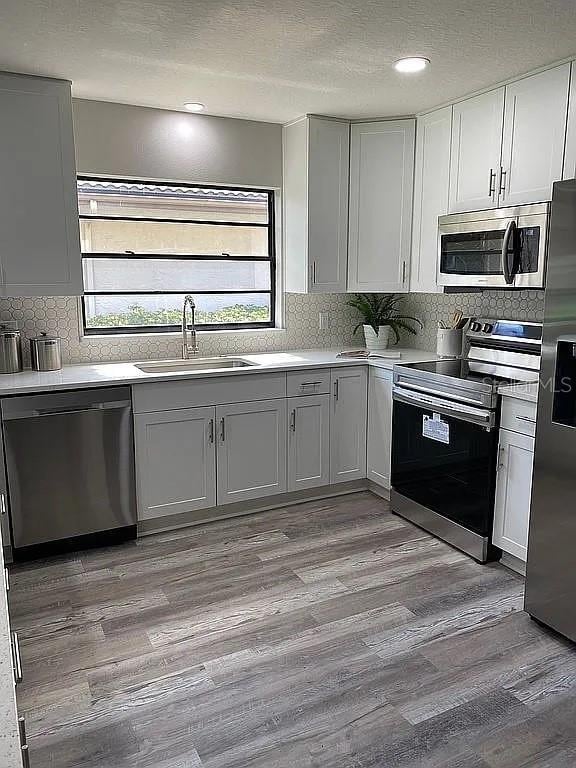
[363,325,391,351]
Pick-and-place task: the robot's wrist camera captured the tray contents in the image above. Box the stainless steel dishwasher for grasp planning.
[1,387,136,556]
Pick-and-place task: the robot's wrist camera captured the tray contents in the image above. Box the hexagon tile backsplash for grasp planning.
[0,294,360,366]
[0,291,545,366]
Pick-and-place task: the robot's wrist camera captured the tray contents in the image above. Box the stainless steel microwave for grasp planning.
[437,203,550,289]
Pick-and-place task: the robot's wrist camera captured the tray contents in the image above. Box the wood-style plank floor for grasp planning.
[9,491,576,767]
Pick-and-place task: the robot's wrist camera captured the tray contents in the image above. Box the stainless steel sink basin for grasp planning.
[135,357,256,374]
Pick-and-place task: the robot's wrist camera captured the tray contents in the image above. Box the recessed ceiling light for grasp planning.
[184,102,205,112]
[394,57,430,74]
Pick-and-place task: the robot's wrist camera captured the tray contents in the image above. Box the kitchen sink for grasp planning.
[135,357,257,374]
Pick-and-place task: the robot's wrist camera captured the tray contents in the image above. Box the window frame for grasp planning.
[79,176,277,336]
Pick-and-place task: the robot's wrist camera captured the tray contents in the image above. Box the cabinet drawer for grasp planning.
[133,372,286,414]
[286,369,331,397]
[500,397,537,437]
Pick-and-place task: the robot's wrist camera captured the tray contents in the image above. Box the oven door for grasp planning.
[438,214,547,289]
[391,387,499,550]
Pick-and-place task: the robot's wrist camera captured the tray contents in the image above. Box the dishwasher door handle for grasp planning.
[3,401,132,420]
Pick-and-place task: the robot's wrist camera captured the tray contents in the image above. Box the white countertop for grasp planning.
[498,381,539,404]
[0,348,439,397]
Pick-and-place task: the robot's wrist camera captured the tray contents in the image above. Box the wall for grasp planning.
[401,290,545,350]
[72,100,282,189]
[0,294,359,366]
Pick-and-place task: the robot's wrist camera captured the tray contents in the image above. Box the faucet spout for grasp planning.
[182,294,199,359]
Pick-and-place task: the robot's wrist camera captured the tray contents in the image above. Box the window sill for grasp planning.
[80,327,287,342]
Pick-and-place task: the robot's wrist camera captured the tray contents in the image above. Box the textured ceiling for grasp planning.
[0,0,575,123]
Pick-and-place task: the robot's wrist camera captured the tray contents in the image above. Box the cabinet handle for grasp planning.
[488,168,496,197]
[301,381,321,389]
[22,745,30,768]
[11,631,22,684]
[0,492,6,516]
[497,445,505,471]
[402,261,406,285]
[290,410,296,432]
[219,417,225,442]
[3,567,8,593]
[499,167,507,196]
[18,716,26,746]
[208,418,214,444]
[515,415,536,424]
[333,380,339,401]
[312,261,317,285]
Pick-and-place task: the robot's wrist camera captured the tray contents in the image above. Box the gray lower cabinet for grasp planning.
[367,367,393,489]
[330,367,368,484]
[134,406,216,521]
[287,394,330,491]
[216,399,287,505]
[493,427,534,562]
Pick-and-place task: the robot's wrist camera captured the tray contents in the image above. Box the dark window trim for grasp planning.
[79,177,277,336]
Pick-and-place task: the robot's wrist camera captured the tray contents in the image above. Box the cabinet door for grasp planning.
[0,73,82,296]
[449,88,505,213]
[367,368,393,489]
[410,107,452,293]
[500,65,570,206]
[287,394,330,491]
[563,62,576,180]
[216,399,287,504]
[493,428,534,561]
[330,367,367,484]
[308,118,349,292]
[134,407,216,521]
[348,120,415,292]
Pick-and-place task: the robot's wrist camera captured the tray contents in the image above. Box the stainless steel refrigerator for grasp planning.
[525,178,576,640]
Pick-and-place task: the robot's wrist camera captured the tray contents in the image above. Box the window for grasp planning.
[78,178,276,335]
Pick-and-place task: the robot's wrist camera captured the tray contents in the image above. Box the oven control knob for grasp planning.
[470,322,482,332]
[482,323,494,334]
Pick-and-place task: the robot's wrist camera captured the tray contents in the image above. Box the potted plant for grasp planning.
[346,293,423,351]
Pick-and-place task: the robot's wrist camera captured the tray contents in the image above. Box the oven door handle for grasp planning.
[502,219,517,285]
[393,387,496,430]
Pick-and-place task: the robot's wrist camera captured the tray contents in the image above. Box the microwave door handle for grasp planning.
[501,220,516,285]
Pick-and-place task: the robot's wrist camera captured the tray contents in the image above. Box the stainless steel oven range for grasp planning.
[390,319,542,563]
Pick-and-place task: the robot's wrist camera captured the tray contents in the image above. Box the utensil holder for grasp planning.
[437,328,463,358]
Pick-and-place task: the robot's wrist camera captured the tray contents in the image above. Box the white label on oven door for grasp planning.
[423,413,449,444]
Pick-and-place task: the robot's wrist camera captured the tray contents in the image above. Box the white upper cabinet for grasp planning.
[284,116,349,293]
[0,72,82,296]
[348,120,415,293]
[449,88,505,213]
[410,107,452,293]
[563,62,576,180]
[500,64,570,206]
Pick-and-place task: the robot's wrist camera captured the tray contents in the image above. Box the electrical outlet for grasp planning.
[318,311,330,331]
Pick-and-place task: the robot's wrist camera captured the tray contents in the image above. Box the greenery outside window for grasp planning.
[78,177,276,335]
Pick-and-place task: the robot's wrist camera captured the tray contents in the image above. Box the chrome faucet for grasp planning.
[182,294,199,358]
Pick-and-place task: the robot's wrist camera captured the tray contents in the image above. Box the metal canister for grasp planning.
[29,333,62,372]
[0,327,23,374]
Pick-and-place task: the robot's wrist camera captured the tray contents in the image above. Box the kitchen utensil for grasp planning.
[0,326,23,374]
[29,333,62,371]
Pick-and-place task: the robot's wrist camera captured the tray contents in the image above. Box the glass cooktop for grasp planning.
[401,359,532,389]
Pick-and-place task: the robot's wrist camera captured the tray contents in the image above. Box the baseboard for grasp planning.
[367,480,390,500]
[500,551,527,576]
[138,480,369,536]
